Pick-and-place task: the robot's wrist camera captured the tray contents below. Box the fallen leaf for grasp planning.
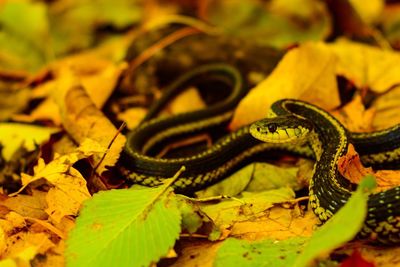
[44,167,90,223]
[19,54,127,125]
[200,188,296,230]
[338,144,400,191]
[381,4,400,49]
[214,236,308,267]
[0,1,50,72]
[231,42,340,129]
[328,39,400,93]
[196,163,301,198]
[10,149,92,222]
[1,190,48,220]
[371,85,400,129]
[332,95,375,132]
[0,122,59,160]
[0,85,30,121]
[167,86,206,115]
[348,0,384,24]
[205,0,331,48]
[230,206,316,240]
[52,70,126,174]
[117,107,147,130]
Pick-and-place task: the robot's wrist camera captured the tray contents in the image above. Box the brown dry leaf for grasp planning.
[53,70,126,174]
[371,85,400,129]
[338,144,400,191]
[231,42,339,129]
[331,95,375,132]
[328,39,400,93]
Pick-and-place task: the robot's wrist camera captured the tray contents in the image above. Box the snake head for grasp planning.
[250,115,312,143]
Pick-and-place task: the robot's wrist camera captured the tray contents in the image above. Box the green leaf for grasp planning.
[176,196,205,234]
[214,237,308,267]
[294,175,376,266]
[65,185,181,267]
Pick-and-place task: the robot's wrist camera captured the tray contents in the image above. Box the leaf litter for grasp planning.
[1,0,400,266]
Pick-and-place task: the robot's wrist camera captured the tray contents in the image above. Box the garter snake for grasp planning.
[119,64,400,244]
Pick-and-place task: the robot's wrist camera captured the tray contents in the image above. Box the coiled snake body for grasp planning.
[119,64,400,244]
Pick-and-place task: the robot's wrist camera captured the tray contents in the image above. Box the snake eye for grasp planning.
[268,123,277,133]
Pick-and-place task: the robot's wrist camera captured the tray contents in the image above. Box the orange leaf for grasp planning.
[338,144,400,191]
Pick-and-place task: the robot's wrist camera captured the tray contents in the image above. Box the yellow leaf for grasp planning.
[0,226,6,257]
[45,168,89,222]
[2,190,48,220]
[52,70,126,174]
[4,212,25,230]
[0,123,59,160]
[331,95,375,132]
[3,232,52,262]
[19,54,127,125]
[117,107,147,130]
[231,42,339,128]
[348,0,384,24]
[167,87,206,114]
[328,39,400,93]
[371,85,400,129]
[10,152,91,222]
[77,138,108,156]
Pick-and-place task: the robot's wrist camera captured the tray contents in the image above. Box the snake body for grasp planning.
[120,64,400,244]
